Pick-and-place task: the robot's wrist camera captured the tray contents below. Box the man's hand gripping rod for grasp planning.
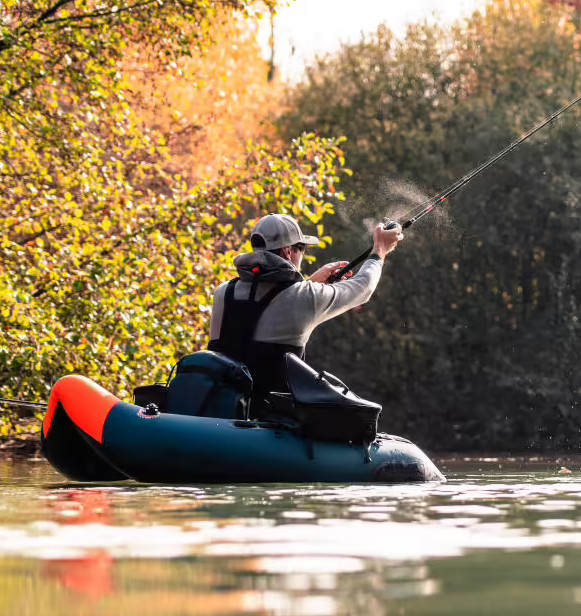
[327,220,400,283]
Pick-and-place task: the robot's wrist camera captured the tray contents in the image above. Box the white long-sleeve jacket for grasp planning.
[209,250,384,348]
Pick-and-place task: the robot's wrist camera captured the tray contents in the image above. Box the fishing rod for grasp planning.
[328,91,581,283]
[0,397,47,410]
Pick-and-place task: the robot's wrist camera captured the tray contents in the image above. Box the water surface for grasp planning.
[2,458,581,615]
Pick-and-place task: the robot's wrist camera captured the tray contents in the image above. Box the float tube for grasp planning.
[42,357,445,484]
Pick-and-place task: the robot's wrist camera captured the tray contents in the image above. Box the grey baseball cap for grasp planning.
[250,214,320,251]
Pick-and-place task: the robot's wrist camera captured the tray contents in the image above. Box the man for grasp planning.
[208,213,403,396]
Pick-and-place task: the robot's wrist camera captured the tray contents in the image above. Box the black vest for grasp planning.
[208,277,305,395]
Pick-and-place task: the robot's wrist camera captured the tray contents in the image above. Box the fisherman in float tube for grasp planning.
[208,213,403,405]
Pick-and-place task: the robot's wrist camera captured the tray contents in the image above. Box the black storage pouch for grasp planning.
[285,353,382,444]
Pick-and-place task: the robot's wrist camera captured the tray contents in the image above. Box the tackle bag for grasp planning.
[166,351,253,419]
[285,353,382,444]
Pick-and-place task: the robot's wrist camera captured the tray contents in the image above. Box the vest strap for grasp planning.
[224,278,239,304]
[211,277,302,394]
[249,274,260,302]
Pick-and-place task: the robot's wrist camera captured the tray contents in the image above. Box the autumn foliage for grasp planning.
[123,7,283,182]
[0,0,346,432]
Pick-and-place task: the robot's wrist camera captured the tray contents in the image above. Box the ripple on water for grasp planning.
[4,463,581,565]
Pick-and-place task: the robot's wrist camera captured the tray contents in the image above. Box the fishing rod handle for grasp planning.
[326,248,371,283]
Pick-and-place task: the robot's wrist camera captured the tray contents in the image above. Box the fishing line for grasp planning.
[401,91,581,228]
[0,397,47,409]
[328,91,581,283]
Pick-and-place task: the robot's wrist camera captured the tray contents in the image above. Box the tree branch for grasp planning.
[0,0,74,52]
[44,0,163,25]
[38,0,75,24]
[17,225,60,246]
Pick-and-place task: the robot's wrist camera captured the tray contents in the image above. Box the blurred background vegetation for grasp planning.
[2,0,581,452]
[280,0,581,451]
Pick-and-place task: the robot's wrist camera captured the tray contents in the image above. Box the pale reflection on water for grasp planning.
[3,459,581,615]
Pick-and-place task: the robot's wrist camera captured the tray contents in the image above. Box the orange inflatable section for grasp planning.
[43,375,120,443]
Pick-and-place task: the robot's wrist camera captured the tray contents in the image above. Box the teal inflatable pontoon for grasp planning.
[41,352,444,484]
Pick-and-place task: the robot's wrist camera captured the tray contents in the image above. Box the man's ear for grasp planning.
[279,246,292,261]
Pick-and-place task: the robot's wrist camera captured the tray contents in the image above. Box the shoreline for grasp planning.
[435,453,581,472]
[0,437,41,461]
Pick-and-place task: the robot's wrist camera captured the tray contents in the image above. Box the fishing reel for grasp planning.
[383,219,400,230]
[383,219,412,230]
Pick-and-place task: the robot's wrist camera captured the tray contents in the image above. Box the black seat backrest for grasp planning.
[285,353,381,412]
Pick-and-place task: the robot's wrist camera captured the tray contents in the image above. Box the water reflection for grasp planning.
[41,551,113,600]
[4,460,581,615]
[40,489,114,600]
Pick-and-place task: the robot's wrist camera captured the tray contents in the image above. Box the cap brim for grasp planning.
[302,235,320,246]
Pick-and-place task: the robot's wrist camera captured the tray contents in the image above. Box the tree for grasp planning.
[126,6,285,182]
[0,0,347,421]
[279,0,581,451]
